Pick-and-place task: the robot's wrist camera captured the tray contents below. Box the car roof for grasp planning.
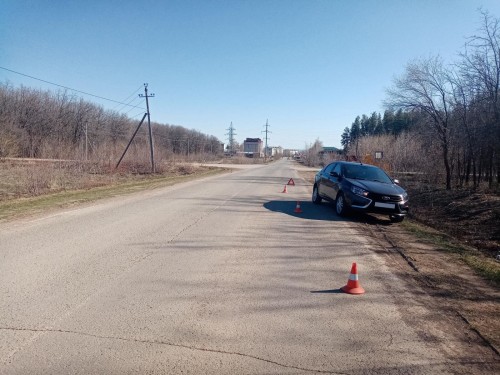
[333,161,378,168]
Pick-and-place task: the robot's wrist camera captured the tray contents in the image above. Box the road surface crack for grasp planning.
[0,326,350,374]
[166,190,242,245]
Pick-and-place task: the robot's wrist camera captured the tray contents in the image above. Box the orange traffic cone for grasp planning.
[287,178,295,186]
[341,262,365,295]
[282,185,288,193]
[294,201,303,213]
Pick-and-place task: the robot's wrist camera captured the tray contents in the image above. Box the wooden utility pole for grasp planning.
[115,84,155,172]
[85,121,88,161]
[139,84,155,173]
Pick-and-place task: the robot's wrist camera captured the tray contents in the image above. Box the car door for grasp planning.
[319,162,336,200]
[329,163,343,199]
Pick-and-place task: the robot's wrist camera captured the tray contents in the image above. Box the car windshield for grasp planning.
[342,164,393,184]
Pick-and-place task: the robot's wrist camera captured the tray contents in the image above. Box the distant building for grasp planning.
[320,146,341,155]
[265,146,284,157]
[283,149,299,157]
[243,138,263,157]
[319,146,342,163]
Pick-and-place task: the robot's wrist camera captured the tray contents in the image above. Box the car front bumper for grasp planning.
[345,191,409,215]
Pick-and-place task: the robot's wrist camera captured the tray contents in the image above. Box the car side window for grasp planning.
[341,164,351,178]
[332,163,341,176]
[323,163,335,175]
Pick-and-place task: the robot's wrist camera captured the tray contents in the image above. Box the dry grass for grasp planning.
[220,156,269,164]
[0,158,228,221]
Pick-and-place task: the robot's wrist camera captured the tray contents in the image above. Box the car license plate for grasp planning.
[375,202,395,209]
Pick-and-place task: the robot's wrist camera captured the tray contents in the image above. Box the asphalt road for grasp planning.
[0,159,492,374]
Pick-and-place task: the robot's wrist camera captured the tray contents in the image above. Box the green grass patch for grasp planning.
[402,220,500,285]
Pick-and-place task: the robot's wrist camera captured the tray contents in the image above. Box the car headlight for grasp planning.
[351,186,368,197]
[402,192,409,201]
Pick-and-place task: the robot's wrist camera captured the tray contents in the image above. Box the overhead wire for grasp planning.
[0,66,146,111]
[130,110,147,119]
[111,85,144,109]
[124,105,146,117]
[111,85,145,112]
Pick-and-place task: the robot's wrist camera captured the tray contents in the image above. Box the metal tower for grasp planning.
[225,122,237,154]
[262,119,271,162]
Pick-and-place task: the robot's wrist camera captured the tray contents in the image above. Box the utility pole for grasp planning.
[115,83,155,172]
[262,119,271,162]
[139,83,155,173]
[85,121,88,161]
[225,122,236,155]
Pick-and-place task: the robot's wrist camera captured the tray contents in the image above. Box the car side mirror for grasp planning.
[393,179,400,185]
[331,172,343,181]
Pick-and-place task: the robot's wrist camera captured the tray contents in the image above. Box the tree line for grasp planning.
[340,110,417,146]
[341,11,500,190]
[0,82,223,165]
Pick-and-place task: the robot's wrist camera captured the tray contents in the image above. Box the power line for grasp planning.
[111,85,144,112]
[0,66,145,111]
[123,101,145,116]
[119,85,144,104]
[130,110,148,119]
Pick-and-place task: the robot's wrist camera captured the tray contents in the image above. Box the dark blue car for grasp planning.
[312,161,409,222]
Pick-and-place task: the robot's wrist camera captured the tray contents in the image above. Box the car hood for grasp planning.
[347,179,406,195]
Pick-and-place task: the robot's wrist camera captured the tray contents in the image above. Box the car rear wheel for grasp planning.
[335,192,348,216]
[312,184,322,204]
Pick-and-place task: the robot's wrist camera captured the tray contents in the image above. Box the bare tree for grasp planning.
[0,82,223,165]
[386,56,455,189]
[459,10,500,186]
[448,68,481,187]
[302,138,323,167]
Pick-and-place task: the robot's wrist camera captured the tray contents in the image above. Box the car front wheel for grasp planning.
[390,215,404,223]
[312,184,322,204]
[335,192,348,216]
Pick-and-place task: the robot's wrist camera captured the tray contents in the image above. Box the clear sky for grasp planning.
[2,0,500,150]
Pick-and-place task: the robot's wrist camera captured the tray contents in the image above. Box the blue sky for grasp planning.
[2,0,500,149]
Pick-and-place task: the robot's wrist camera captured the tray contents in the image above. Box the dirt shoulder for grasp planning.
[296,167,500,369]
[365,221,500,359]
